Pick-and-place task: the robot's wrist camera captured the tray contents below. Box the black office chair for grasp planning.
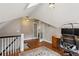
[60,35,77,56]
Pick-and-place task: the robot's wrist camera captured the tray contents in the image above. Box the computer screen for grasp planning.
[61,28,79,36]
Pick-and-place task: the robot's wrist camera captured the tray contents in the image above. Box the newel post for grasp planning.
[20,34,24,52]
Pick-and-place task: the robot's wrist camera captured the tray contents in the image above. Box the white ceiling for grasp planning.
[1,3,79,29]
[0,3,39,23]
[0,3,40,28]
[30,3,79,28]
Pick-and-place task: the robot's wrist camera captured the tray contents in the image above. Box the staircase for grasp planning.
[0,34,24,56]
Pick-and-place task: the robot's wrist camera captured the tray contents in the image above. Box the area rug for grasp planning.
[20,46,61,56]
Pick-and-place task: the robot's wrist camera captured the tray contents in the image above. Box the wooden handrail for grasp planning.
[0,35,21,38]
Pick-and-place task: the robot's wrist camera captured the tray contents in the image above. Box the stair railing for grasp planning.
[0,34,24,56]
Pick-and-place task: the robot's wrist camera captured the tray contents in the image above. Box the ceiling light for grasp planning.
[23,16,30,22]
[49,3,55,8]
[26,19,30,22]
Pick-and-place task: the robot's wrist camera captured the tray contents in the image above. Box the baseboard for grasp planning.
[40,39,52,43]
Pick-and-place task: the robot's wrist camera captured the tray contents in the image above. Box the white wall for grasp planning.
[53,3,79,27]
[0,3,39,29]
[0,18,35,52]
[1,3,79,38]
[30,4,56,27]
[30,3,79,38]
[0,19,21,36]
[0,18,34,39]
[31,3,79,27]
[30,3,62,38]
[20,18,34,39]
[0,17,56,45]
[1,3,79,45]
[38,22,61,43]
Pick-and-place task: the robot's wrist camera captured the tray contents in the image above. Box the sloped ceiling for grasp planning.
[0,3,39,23]
[0,3,39,28]
[30,3,79,28]
[1,3,79,29]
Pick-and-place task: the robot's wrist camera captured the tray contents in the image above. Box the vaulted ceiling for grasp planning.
[30,3,79,28]
[0,3,39,23]
[0,3,40,28]
[0,3,79,29]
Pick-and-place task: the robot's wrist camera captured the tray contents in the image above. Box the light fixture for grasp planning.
[23,16,30,22]
[26,19,30,22]
[27,3,39,8]
[49,3,55,8]
[22,16,30,25]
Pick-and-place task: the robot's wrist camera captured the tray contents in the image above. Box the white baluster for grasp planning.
[2,39,3,56]
[14,37,15,56]
[15,37,16,56]
[20,37,21,52]
[17,37,18,54]
[5,38,6,56]
[10,38,12,55]
[12,37,14,55]
[12,37,13,55]
[17,37,20,55]
[8,38,9,56]
[9,38,10,56]
[13,37,14,56]
[18,37,21,53]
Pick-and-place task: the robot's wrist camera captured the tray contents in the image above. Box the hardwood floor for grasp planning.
[1,39,64,56]
[40,41,64,55]
[24,39,64,56]
[24,39,40,49]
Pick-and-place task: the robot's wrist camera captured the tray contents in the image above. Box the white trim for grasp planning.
[20,34,24,52]
[40,39,52,44]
